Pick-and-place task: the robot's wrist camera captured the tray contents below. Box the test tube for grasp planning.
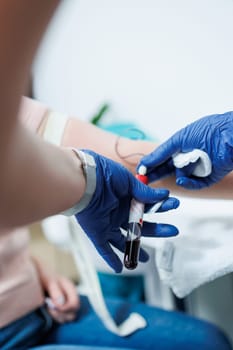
[124,166,148,270]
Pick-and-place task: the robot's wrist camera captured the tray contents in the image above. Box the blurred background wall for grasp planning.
[33,0,233,141]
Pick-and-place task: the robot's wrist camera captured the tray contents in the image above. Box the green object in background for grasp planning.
[101,122,154,141]
[90,103,155,141]
[90,103,110,125]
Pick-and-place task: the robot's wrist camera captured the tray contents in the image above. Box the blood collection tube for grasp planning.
[124,166,148,270]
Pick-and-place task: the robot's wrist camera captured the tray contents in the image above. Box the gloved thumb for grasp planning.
[138,135,180,171]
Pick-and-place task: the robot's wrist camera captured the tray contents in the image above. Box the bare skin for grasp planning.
[32,256,79,324]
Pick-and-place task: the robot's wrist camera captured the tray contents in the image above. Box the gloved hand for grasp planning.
[76,150,179,273]
[139,112,233,189]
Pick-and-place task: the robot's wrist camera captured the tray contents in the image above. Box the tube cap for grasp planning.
[136,174,148,185]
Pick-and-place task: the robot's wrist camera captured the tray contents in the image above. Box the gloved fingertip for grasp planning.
[160,228,179,237]
[172,198,180,209]
[114,266,123,274]
[176,177,195,189]
[112,260,123,273]
[176,177,201,190]
[176,177,185,186]
[156,188,169,196]
[139,249,149,262]
[171,227,179,236]
[158,225,179,237]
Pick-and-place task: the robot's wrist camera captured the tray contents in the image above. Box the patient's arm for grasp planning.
[21,96,233,201]
[157,173,233,199]
[0,1,91,229]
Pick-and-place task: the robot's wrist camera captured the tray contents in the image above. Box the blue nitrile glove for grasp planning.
[138,112,233,190]
[75,150,179,273]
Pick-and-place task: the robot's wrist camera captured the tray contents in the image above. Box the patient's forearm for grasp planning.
[0,123,85,229]
[61,117,155,174]
[159,173,233,200]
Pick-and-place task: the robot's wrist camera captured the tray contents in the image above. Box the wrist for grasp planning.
[61,149,97,216]
[62,146,87,195]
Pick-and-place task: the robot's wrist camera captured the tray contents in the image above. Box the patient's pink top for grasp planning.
[0,97,49,328]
